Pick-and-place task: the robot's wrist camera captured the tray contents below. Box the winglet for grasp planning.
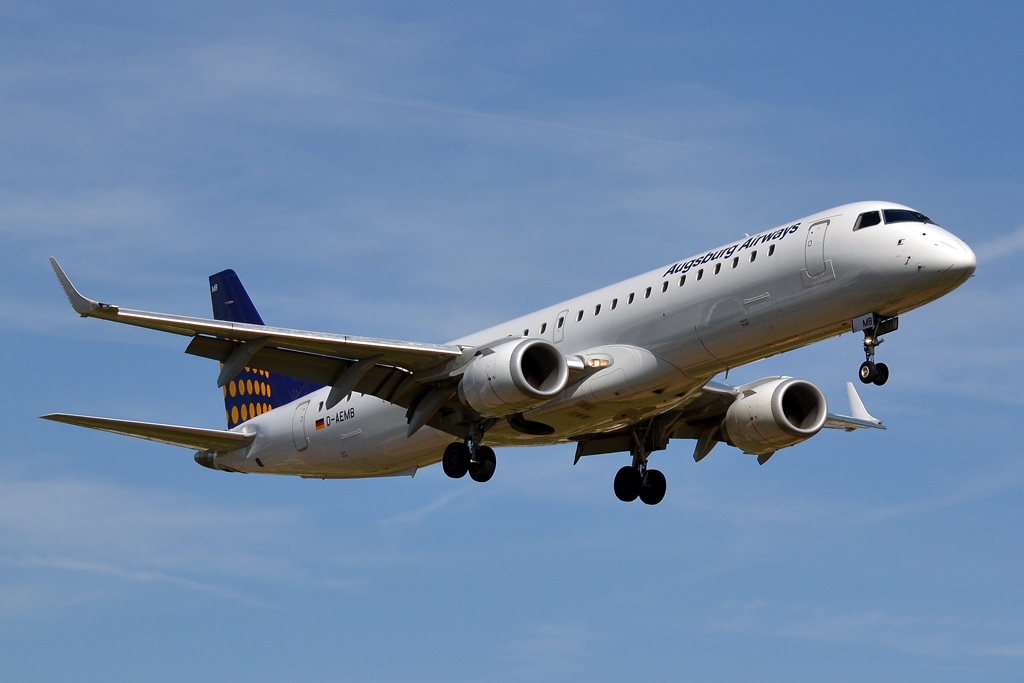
[48,258,115,317]
[846,382,882,424]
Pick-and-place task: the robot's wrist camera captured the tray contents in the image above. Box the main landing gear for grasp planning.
[854,313,898,386]
[442,441,496,483]
[614,453,666,505]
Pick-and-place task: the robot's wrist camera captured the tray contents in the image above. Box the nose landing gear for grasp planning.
[853,313,898,386]
[859,359,889,386]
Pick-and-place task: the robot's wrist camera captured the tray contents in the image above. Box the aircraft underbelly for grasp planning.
[220,391,452,477]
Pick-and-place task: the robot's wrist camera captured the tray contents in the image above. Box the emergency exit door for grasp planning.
[292,400,310,451]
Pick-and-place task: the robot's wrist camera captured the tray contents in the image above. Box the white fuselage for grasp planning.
[214,201,976,477]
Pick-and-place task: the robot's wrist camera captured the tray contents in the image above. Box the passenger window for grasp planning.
[768,245,775,256]
[644,287,651,299]
[697,269,704,280]
[678,275,685,287]
[750,251,757,262]
[854,211,881,230]
[594,304,601,316]
[523,329,529,336]
[732,256,739,268]
[714,263,721,275]
[540,323,547,334]
[577,310,584,322]
[557,317,564,329]
[884,209,931,225]
[628,293,635,304]
[661,281,669,293]
[610,298,618,310]
[317,401,324,412]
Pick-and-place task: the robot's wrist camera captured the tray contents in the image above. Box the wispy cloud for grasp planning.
[974,225,1024,263]
[0,476,313,609]
[377,489,465,528]
[710,600,1024,659]
[668,459,1024,530]
[0,188,167,237]
[0,555,270,607]
[504,623,603,673]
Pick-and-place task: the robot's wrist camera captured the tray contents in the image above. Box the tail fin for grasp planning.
[210,269,322,428]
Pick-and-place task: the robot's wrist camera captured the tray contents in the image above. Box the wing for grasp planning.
[41,414,255,453]
[50,258,461,373]
[574,379,884,462]
[664,379,885,434]
[821,382,885,431]
[49,258,470,430]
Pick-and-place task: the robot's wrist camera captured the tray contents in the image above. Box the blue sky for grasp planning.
[2,2,1023,681]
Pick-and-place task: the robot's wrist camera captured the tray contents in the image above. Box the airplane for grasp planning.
[43,201,977,504]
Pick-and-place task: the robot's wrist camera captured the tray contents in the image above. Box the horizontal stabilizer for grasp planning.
[41,414,256,453]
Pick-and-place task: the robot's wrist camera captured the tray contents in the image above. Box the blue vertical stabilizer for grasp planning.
[209,269,322,427]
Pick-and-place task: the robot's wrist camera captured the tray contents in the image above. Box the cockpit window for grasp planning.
[853,211,881,231]
[883,209,932,225]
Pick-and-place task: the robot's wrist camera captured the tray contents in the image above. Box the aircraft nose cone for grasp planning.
[936,233,976,287]
[958,240,977,276]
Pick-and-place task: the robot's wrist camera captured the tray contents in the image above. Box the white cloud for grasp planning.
[0,555,268,607]
[504,623,603,672]
[0,476,308,609]
[660,458,1024,532]
[0,188,166,236]
[974,225,1024,264]
[710,600,1024,659]
[377,489,465,528]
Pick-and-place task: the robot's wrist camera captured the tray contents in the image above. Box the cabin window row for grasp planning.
[523,243,776,332]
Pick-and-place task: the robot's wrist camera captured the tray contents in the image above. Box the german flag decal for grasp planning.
[315,418,325,430]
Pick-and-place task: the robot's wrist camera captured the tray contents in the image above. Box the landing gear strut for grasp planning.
[854,313,897,386]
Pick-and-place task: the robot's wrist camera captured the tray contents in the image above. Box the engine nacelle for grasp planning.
[458,338,570,417]
[721,377,828,455]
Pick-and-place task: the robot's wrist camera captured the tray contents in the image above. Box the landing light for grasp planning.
[587,358,611,368]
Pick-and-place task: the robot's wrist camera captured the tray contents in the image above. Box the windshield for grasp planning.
[853,211,881,230]
[883,209,932,225]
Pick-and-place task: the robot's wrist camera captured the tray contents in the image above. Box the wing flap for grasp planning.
[184,336,427,408]
[41,414,255,452]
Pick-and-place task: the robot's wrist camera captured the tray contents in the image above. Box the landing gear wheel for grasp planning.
[442,442,470,479]
[469,446,496,482]
[639,469,667,505]
[614,466,642,502]
[859,361,877,384]
[873,362,889,386]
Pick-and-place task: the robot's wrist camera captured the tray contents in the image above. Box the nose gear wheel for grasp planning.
[857,315,896,386]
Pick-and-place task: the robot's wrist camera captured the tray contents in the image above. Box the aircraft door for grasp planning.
[291,400,310,451]
[804,220,830,277]
[553,309,569,343]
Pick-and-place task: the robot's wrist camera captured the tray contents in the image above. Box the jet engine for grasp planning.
[458,338,570,417]
[720,377,828,455]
